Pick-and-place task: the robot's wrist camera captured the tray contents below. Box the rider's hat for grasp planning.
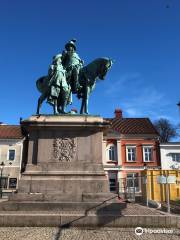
[65,39,76,51]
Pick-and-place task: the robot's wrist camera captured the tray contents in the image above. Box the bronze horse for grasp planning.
[36,57,113,114]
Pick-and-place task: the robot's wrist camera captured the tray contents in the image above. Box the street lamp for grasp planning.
[0,162,5,198]
[144,163,149,207]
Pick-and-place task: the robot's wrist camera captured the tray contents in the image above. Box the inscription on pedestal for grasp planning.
[53,138,77,161]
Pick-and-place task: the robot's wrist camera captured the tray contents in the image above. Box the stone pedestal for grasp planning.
[13,115,114,202]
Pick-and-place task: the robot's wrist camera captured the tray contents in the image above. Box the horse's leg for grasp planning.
[85,98,89,114]
[53,99,58,115]
[56,92,62,113]
[80,84,91,114]
[80,98,85,114]
[36,94,46,115]
[57,105,62,114]
[80,87,86,114]
[84,86,89,114]
[79,85,85,114]
[36,99,41,115]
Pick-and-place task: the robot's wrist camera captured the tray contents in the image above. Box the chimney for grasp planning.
[114,108,122,118]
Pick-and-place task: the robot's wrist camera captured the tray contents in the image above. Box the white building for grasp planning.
[160,143,180,170]
[0,125,24,197]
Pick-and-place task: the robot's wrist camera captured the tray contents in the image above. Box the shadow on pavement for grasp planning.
[54,196,126,240]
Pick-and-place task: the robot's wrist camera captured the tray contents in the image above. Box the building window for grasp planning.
[109,178,116,192]
[143,147,153,162]
[106,144,117,162]
[1,177,8,189]
[9,178,17,189]
[126,146,136,162]
[8,149,15,161]
[126,173,140,192]
[108,172,117,193]
[171,153,180,162]
[109,145,115,161]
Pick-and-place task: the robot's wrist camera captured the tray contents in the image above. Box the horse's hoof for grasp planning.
[58,110,67,114]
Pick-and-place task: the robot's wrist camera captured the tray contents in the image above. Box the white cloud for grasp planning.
[104,72,177,123]
[125,108,140,116]
[104,72,142,95]
[122,87,170,119]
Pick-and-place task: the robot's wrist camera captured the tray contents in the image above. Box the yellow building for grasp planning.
[141,170,180,202]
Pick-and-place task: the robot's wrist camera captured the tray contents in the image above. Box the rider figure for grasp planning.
[47,54,70,114]
[62,39,84,93]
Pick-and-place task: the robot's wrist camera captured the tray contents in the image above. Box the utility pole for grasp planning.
[165,171,171,214]
[0,162,5,198]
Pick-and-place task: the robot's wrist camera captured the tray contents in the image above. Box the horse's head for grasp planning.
[80,57,113,86]
[97,58,113,80]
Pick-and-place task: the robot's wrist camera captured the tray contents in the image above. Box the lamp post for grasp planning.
[144,163,148,207]
[0,162,5,198]
[165,171,171,214]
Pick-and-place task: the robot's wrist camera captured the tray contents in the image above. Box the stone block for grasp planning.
[13,115,111,203]
[0,214,61,227]
[177,217,180,229]
[158,216,166,227]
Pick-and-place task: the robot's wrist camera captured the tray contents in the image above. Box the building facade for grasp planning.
[0,125,24,197]
[141,169,180,203]
[103,109,160,200]
[160,143,180,170]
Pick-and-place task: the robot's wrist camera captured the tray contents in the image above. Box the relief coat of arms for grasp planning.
[53,138,77,161]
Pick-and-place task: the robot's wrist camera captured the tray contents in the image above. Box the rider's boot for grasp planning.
[61,99,67,114]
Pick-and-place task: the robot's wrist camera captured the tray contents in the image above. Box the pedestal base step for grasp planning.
[0,200,124,212]
[0,212,178,227]
[9,192,117,202]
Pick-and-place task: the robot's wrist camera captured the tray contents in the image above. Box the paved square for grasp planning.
[0,227,180,240]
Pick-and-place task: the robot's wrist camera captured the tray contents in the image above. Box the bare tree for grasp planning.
[153,118,177,143]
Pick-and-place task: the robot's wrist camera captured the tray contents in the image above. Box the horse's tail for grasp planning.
[36,76,48,93]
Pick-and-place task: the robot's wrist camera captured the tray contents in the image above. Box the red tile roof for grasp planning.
[106,118,159,135]
[0,125,23,139]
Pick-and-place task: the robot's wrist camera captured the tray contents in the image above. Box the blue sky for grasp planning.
[0,0,180,125]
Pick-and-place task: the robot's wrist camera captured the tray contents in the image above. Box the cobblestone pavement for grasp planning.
[0,227,179,240]
[0,203,167,216]
[116,203,166,215]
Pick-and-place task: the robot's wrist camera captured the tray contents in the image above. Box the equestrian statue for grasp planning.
[36,39,113,115]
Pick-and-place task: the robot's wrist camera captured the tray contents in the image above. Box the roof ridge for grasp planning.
[0,125,23,139]
[104,117,151,120]
[0,125,20,127]
[107,117,159,135]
